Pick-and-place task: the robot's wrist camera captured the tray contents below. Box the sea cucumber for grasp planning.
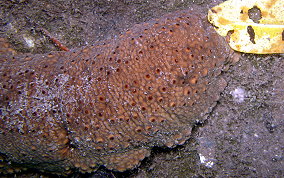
[0,7,234,174]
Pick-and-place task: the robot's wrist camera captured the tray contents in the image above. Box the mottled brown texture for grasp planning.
[0,8,232,174]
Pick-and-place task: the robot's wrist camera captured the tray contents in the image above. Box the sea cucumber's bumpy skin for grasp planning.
[0,8,232,174]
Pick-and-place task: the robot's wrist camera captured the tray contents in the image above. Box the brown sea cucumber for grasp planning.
[0,7,235,174]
